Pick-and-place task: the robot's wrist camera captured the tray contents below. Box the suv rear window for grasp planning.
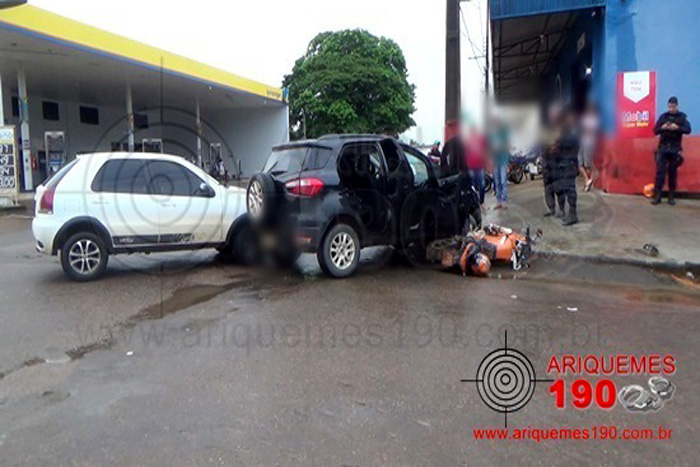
[264,146,332,175]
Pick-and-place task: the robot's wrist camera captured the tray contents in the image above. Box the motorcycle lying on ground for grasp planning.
[426,224,542,276]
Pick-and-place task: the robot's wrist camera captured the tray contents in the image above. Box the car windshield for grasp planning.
[264,147,308,175]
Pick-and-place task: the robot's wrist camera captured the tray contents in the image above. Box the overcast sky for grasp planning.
[32,0,487,144]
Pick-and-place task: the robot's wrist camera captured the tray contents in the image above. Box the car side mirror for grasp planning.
[196,182,215,198]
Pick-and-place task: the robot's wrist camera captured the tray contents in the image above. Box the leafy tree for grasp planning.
[283,29,416,139]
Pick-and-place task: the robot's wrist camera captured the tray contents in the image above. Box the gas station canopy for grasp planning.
[0,4,285,110]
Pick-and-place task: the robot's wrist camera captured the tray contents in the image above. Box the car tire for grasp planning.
[60,232,109,282]
[469,207,482,231]
[271,248,301,269]
[232,221,262,266]
[317,224,360,278]
[246,172,278,226]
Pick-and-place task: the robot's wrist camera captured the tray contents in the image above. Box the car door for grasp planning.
[379,139,414,238]
[148,159,223,246]
[337,142,389,242]
[88,158,161,247]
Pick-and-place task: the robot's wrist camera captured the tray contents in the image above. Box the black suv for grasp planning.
[247,134,480,278]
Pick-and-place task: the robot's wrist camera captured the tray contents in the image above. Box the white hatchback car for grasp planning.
[32,152,256,281]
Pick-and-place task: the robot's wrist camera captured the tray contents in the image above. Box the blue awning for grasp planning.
[491,0,605,20]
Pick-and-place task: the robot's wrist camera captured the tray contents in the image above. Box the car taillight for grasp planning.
[38,187,55,214]
[285,177,324,197]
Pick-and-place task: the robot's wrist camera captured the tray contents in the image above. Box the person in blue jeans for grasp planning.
[490,120,510,210]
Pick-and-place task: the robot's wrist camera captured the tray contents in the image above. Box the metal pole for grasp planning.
[484,0,491,122]
[196,98,202,167]
[445,0,461,134]
[17,66,32,190]
[126,83,135,152]
[0,73,5,125]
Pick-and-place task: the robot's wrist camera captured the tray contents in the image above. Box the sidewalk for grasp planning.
[482,180,700,267]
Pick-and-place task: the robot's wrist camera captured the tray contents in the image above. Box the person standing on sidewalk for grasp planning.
[466,126,488,206]
[578,101,600,192]
[542,104,565,217]
[556,109,581,226]
[490,118,510,210]
[652,97,691,205]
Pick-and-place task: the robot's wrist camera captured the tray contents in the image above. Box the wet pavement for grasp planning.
[1,214,699,465]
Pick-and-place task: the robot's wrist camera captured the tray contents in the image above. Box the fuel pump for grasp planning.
[44,131,66,178]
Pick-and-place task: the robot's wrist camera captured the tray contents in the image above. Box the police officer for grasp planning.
[542,104,564,217]
[555,109,581,226]
[652,96,691,205]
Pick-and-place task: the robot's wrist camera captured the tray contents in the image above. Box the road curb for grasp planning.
[535,249,700,271]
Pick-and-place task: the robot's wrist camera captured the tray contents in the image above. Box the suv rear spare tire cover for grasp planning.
[247,172,279,226]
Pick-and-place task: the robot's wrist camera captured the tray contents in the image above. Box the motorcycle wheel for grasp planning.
[510,166,524,184]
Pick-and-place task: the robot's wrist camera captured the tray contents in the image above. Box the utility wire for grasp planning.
[460,5,485,74]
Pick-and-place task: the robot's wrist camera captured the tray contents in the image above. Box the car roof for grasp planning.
[272,134,396,152]
[76,152,191,163]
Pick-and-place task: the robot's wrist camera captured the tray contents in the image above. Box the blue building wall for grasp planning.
[600,0,700,134]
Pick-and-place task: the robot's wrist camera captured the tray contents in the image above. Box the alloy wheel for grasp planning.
[329,232,356,270]
[68,239,101,275]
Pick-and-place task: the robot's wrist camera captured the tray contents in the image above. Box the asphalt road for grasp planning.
[1,214,699,466]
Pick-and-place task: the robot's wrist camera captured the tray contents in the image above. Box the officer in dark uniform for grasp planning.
[542,143,563,217]
[652,96,691,205]
[555,109,581,226]
[542,104,565,217]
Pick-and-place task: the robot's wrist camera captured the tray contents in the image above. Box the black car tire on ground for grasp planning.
[317,224,360,278]
[402,207,438,264]
[232,221,262,266]
[469,207,482,231]
[60,231,109,282]
[247,172,279,226]
[271,248,301,269]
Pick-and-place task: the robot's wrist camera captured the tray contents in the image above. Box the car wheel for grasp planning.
[246,172,278,226]
[60,232,108,282]
[232,221,262,266]
[271,248,301,269]
[317,224,360,278]
[469,207,483,231]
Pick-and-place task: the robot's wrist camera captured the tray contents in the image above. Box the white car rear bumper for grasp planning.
[32,215,61,255]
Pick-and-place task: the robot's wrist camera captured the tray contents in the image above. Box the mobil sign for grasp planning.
[617,71,657,138]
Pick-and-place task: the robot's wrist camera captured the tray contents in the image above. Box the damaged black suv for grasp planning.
[247,134,480,278]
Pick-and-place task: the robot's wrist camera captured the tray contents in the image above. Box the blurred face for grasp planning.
[668,102,679,114]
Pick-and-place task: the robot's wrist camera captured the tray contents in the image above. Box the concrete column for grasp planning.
[126,83,135,152]
[0,73,5,125]
[196,98,202,167]
[17,67,32,190]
